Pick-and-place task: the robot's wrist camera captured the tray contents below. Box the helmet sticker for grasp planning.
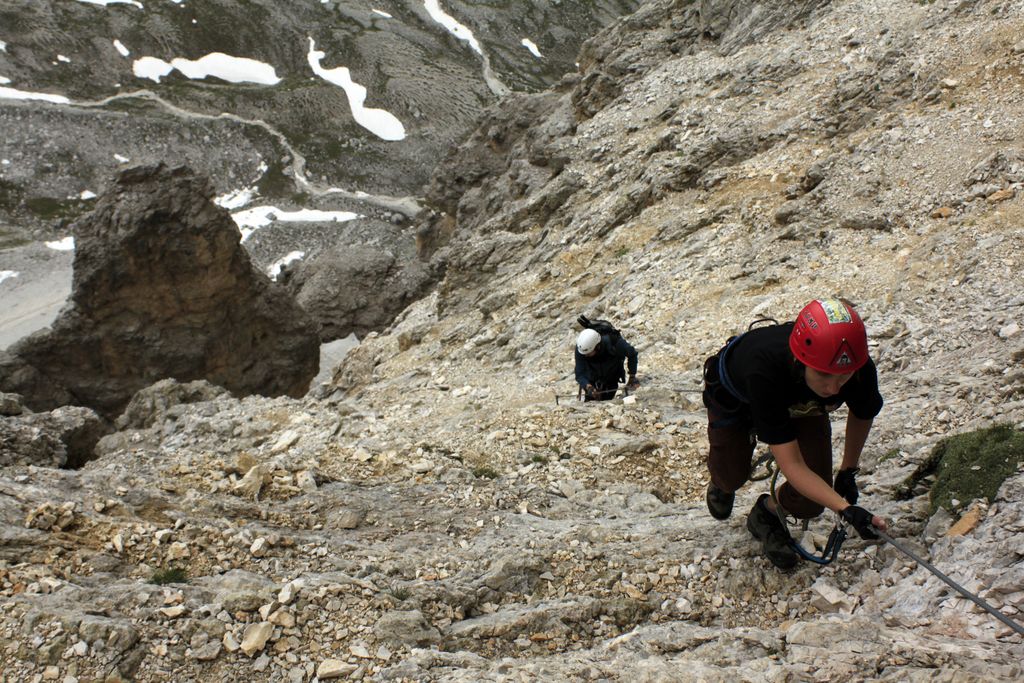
[818,298,852,324]
[830,339,857,369]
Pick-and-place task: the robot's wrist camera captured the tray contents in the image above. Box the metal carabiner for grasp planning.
[769,466,848,565]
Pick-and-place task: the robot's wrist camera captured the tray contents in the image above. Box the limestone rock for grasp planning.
[0,405,107,468]
[0,165,319,418]
[287,242,434,342]
[374,610,442,648]
[317,659,357,680]
[116,378,230,430]
[0,392,24,416]
[240,622,274,656]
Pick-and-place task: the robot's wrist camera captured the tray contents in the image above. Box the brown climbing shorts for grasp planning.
[707,411,833,519]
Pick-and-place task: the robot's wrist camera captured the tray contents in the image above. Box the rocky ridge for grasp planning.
[2,0,1024,681]
[0,164,321,419]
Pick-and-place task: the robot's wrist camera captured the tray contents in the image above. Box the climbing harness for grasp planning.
[703,318,780,428]
[768,463,848,565]
[875,528,1024,637]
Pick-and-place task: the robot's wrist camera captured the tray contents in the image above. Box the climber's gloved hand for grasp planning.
[584,384,597,399]
[834,467,859,505]
[626,374,639,390]
[840,505,883,540]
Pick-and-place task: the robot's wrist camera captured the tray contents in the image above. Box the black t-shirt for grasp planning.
[725,323,883,444]
[575,335,639,388]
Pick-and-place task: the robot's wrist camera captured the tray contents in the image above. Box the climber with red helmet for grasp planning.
[701,298,888,569]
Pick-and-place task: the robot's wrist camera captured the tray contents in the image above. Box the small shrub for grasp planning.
[150,567,189,585]
[472,466,499,480]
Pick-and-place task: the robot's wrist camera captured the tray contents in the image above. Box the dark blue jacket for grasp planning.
[575,335,638,389]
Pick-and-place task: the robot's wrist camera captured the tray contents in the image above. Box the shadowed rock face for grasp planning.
[0,165,320,418]
[287,242,435,342]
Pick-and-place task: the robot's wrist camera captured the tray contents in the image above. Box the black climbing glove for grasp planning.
[840,505,879,540]
[626,374,639,389]
[834,467,859,505]
[584,384,597,399]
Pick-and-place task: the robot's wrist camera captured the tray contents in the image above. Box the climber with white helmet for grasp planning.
[574,316,638,401]
[701,298,888,569]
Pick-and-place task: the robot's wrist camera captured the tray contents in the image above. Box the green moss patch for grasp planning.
[150,567,189,585]
[899,425,1024,514]
[472,465,500,480]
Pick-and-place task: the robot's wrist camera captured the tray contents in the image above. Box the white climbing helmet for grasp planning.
[576,328,601,354]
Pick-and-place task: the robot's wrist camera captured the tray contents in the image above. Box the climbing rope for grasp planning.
[765,457,1024,634]
[768,464,848,565]
[875,528,1024,637]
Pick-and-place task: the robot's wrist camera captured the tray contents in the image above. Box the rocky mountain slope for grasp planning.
[0,0,640,346]
[0,0,638,239]
[2,0,1024,681]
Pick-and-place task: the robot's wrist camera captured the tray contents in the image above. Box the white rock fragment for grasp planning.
[271,429,301,453]
[250,537,270,557]
[296,470,318,492]
[278,579,304,605]
[317,659,357,679]
[223,632,240,652]
[240,622,274,656]
[167,541,190,560]
[809,579,857,614]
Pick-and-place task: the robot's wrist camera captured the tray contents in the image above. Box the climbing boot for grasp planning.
[706,483,735,520]
[745,494,799,570]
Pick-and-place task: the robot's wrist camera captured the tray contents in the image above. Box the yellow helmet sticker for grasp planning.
[818,298,852,324]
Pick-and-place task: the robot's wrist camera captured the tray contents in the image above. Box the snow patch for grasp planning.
[231,205,361,241]
[215,187,257,210]
[268,251,305,280]
[133,53,281,85]
[45,237,75,251]
[133,56,174,82]
[0,271,18,286]
[424,0,482,55]
[74,0,144,9]
[113,40,130,57]
[0,87,70,104]
[521,39,542,58]
[307,38,405,141]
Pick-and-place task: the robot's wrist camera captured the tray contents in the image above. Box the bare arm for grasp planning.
[770,439,888,530]
[841,415,873,470]
[770,440,850,514]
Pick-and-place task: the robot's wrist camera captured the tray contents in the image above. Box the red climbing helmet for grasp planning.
[788,298,869,374]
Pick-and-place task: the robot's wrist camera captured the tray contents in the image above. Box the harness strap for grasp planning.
[716,334,749,405]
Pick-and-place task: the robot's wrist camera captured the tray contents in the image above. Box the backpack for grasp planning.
[577,314,622,341]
